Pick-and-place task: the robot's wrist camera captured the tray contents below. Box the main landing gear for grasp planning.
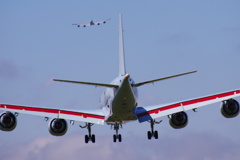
[112,123,122,142]
[80,123,95,143]
[147,119,162,140]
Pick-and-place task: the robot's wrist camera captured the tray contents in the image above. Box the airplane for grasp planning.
[72,18,110,27]
[1,14,240,144]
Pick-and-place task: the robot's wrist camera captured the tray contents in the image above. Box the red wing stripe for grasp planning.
[60,110,104,119]
[0,104,58,114]
[159,103,181,112]
[137,90,240,118]
[0,104,104,120]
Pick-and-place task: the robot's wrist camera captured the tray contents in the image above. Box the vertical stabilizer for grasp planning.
[119,14,126,76]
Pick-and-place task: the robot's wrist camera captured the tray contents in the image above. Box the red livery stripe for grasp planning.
[137,90,240,118]
[0,104,104,120]
[159,103,181,112]
[0,104,58,114]
[60,110,104,119]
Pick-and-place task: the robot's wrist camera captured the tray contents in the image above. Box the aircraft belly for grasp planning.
[106,77,137,123]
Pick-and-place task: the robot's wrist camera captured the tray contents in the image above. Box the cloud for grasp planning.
[1,131,240,160]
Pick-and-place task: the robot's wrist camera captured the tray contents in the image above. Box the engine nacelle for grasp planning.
[169,111,188,129]
[0,112,17,131]
[48,118,67,136]
[221,99,239,118]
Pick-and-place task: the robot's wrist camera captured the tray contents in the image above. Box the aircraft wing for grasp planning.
[94,18,111,25]
[72,23,90,27]
[136,89,240,122]
[0,104,105,125]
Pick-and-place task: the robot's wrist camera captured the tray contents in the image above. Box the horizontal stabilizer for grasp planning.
[53,79,118,88]
[132,71,197,87]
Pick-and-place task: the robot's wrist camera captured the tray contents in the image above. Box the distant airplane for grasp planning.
[1,14,240,144]
[72,18,110,27]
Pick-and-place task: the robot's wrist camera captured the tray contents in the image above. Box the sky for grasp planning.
[0,0,240,159]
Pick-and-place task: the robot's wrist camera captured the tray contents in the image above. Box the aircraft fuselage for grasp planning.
[100,74,138,124]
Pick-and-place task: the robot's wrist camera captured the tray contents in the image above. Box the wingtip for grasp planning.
[53,79,60,82]
[192,70,198,74]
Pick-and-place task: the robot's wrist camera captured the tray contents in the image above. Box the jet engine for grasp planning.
[48,118,68,136]
[169,111,188,129]
[0,112,17,131]
[221,99,239,118]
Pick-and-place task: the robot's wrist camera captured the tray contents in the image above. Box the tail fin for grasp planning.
[119,14,126,76]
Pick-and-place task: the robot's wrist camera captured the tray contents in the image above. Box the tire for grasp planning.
[92,134,96,143]
[154,131,158,139]
[113,134,117,142]
[85,135,89,143]
[147,131,152,140]
[118,134,122,142]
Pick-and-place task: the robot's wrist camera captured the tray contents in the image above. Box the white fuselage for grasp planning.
[100,74,138,124]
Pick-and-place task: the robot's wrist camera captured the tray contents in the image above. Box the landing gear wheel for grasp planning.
[147,131,152,140]
[92,134,96,143]
[118,134,122,142]
[113,134,117,143]
[85,135,89,143]
[154,131,158,139]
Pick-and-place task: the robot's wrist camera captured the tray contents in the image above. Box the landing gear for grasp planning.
[113,134,122,142]
[112,123,122,142]
[84,134,95,143]
[147,119,162,140]
[80,123,95,143]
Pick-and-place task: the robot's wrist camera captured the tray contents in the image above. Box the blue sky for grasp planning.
[1,0,240,159]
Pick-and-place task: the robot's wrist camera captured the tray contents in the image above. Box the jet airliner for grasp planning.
[1,15,240,143]
[72,18,110,27]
